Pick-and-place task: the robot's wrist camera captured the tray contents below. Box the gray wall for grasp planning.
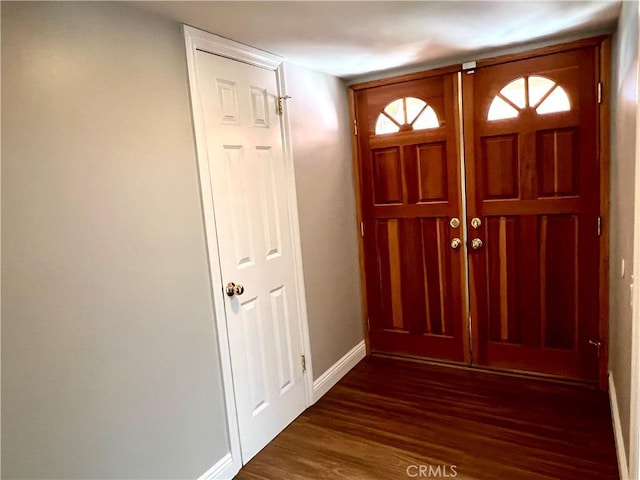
[609,0,639,471]
[1,1,363,478]
[1,2,230,479]
[286,61,364,380]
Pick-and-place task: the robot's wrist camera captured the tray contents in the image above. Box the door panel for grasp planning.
[355,74,467,362]
[196,50,306,461]
[464,47,600,381]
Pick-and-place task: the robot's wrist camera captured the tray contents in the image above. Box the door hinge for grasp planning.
[589,339,602,357]
[597,82,602,104]
[277,95,291,116]
[301,355,306,372]
[597,216,602,236]
[468,314,473,364]
[353,119,358,136]
[360,221,364,237]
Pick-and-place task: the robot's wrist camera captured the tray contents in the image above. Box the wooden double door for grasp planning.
[353,41,605,383]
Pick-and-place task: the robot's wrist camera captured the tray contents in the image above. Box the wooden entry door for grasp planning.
[463,47,601,381]
[354,70,468,363]
[353,42,605,383]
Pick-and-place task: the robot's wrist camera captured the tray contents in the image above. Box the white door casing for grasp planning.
[184,26,314,478]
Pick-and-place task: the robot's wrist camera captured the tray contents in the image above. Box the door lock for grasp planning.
[226,282,245,297]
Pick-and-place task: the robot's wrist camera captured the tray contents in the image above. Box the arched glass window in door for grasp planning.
[488,75,571,121]
[375,97,440,134]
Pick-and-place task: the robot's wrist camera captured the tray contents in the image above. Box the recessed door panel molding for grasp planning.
[352,37,607,385]
[481,134,519,199]
[372,148,404,205]
[270,286,295,393]
[539,214,580,350]
[217,79,240,124]
[415,143,448,203]
[240,297,270,415]
[537,127,579,197]
[256,146,283,260]
[250,86,270,128]
[222,145,256,270]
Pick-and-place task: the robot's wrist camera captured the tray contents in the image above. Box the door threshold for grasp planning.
[371,352,600,390]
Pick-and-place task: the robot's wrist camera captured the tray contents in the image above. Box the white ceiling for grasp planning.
[129,1,621,80]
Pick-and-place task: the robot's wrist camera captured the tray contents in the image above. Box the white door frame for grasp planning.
[183,25,314,479]
[628,4,640,479]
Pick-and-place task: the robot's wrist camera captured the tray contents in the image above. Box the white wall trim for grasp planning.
[610,373,630,480]
[629,4,640,478]
[197,454,235,480]
[183,25,282,71]
[312,340,366,403]
[276,59,315,405]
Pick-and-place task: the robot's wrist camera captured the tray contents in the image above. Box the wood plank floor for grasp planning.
[236,356,619,480]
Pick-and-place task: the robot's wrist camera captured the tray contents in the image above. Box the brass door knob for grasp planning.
[451,238,462,249]
[226,282,245,297]
[471,238,483,250]
[471,217,482,229]
[449,218,460,229]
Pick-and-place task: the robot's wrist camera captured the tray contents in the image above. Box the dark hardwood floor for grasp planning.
[236,357,619,480]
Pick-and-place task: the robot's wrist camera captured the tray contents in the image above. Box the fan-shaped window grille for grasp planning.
[488,76,571,121]
[374,97,440,134]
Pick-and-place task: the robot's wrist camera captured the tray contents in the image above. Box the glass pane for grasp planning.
[536,86,571,114]
[375,114,400,134]
[499,77,526,109]
[405,97,427,124]
[528,76,556,108]
[488,97,519,121]
[383,99,405,125]
[413,106,439,130]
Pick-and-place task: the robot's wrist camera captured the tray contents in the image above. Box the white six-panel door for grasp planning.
[195,50,308,463]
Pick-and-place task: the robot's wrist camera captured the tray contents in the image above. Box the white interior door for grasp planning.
[195,50,308,463]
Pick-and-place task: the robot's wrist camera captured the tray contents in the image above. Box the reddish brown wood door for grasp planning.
[463,47,601,381]
[354,72,468,362]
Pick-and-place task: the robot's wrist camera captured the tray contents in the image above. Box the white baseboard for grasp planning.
[312,340,366,403]
[610,372,630,480]
[197,453,239,480]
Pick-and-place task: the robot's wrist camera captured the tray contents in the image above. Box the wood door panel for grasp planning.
[540,214,579,350]
[373,217,459,337]
[356,73,466,362]
[537,127,579,197]
[413,143,449,203]
[485,216,521,344]
[372,148,404,205]
[481,134,519,199]
[477,214,588,349]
